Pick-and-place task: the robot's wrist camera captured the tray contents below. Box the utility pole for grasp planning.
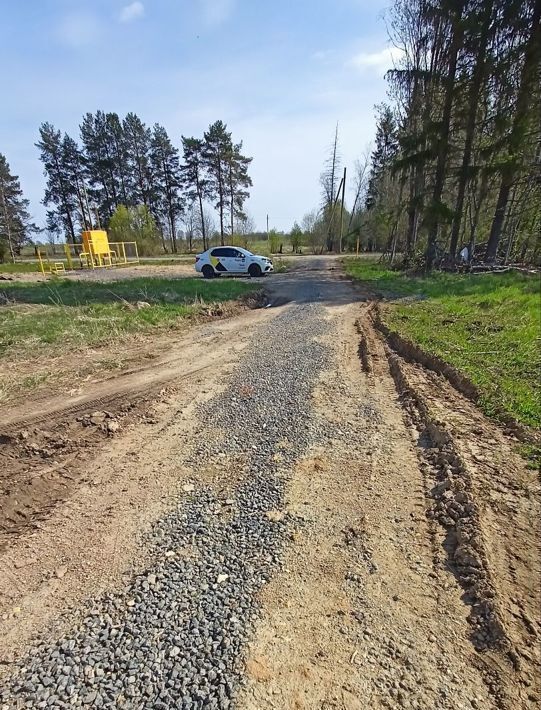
[339,167,346,253]
[266,214,269,242]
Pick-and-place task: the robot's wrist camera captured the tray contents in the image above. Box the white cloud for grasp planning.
[119,1,145,23]
[198,0,235,26]
[56,12,101,48]
[348,46,403,74]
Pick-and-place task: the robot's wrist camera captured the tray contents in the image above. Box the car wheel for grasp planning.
[248,263,262,278]
[202,265,214,279]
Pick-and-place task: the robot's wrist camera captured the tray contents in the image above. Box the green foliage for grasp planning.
[365,104,398,211]
[202,121,253,242]
[268,229,281,254]
[0,261,40,273]
[36,113,253,252]
[109,204,162,256]
[290,222,303,252]
[230,234,251,249]
[345,259,540,429]
[0,153,37,260]
[150,124,183,252]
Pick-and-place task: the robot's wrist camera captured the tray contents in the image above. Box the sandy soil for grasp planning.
[0,257,539,708]
[0,262,196,283]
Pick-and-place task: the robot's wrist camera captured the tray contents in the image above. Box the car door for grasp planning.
[209,247,229,273]
[231,249,248,272]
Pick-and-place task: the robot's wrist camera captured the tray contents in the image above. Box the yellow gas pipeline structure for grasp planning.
[37,230,139,275]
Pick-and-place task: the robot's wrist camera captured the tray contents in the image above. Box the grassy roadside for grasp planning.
[0,277,256,357]
[345,259,540,432]
[0,262,41,274]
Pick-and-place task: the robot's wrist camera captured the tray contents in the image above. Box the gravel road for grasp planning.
[1,261,349,708]
[2,256,538,709]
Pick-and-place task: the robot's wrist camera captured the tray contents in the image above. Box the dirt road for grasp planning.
[0,257,539,709]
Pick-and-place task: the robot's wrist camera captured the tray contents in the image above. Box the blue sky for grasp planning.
[1,0,397,233]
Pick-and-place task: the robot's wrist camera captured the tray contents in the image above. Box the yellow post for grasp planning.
[121,242,127,264]
[64,243,73,270]
[133,241,139,264]
[37,249,45,275]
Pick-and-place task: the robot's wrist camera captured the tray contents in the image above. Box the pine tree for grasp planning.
[181,137,210,250]
[150,124,183,252]
[485,0,541,260]
[227,141,253,238]
[448,0,495,257]
[80,111,118,221]
[425,0,466,267]
[36,123,78,243]
[365,105,398,211]
[106,112,131,205]
[123,112,154,210]
[0,154,37,261]
[203,120,233,245]
[62,134,92,230]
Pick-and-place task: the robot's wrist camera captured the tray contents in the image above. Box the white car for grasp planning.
[194,246,273,278]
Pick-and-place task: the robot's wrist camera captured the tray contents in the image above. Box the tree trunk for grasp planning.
[53,153,76,244]
[405,165,419,257]
[449,0,493,258]
[468,171,489,257]
[485,0,541,261]
[217,158,225,245]
[229,158,235,239]
[113,134,129,205]
[0,186,15,263]
[425,3,464,267]
[326,124,339,251]
[197,192,206,251]
[169,210,177,253]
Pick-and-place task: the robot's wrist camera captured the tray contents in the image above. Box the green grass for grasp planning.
[0,261,41,273]
[345,259,541,430]
[0,277,255,356]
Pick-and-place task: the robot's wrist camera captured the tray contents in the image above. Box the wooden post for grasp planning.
[37,249,45,275]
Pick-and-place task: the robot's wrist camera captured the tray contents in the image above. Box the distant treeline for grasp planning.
[35,113,253,253]
[0,113,254,260]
